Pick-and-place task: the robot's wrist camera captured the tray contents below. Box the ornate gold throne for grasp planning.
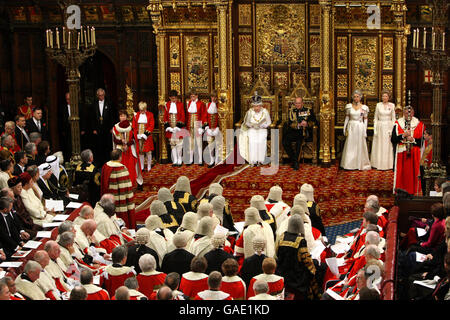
[235,73,279,130]
[280,77,319,164]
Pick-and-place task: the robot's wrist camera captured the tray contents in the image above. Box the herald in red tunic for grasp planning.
[186,99,207,131]
[132,111,155,153]
[163,101,186,139]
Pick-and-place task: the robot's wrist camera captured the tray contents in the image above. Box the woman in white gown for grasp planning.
[340,90,371,170]
[370,90,396,170]
[239,92,272,166]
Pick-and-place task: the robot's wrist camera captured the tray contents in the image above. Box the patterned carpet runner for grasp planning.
[134,162,395,227]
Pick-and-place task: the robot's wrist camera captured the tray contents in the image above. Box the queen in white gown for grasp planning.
[370,90,396,170]
[340,90,371,170]
[239,92,272,166]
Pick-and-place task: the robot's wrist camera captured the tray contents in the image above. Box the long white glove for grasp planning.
[198,128,204,135]
[260,123,269,129]
[206,128,213,136]
[212,127,220,136]
[173,127,181,133]
[141,134,148,140]
[165,127,174,133]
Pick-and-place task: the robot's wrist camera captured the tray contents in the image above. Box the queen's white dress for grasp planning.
[239,107,272,165]
[370,102,396,170]
[340,103,371,170]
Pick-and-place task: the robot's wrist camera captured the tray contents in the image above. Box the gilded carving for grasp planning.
[135,6,150,21]
[121,6,134,22]
[256,4,306,65]
[382,74,394,92]
[84,6,99,22]
[337,36,348,69]
[309,72,320,93]
[238,4,252,26]
[382,37,394,70]
[169,36,180,67]
[309,4,321,27]
[239,72,253,91]
[337,100,346,125]
[352,37,378,97]
[337,74,348,98]
[163,7,217,24]
[185,36,209,93]
[309,35,321,68]
[274,72,288,90]
[214,35,219,67]
[239,35,252,67]
[170,72,181,93]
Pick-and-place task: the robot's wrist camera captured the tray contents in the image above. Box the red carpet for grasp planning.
[134,161,395,226]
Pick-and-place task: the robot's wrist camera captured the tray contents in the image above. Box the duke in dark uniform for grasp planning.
[282,97,317,170]
[73,149,101,206]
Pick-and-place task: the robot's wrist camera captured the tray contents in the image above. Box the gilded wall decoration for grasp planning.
[214,35,219,68]
[185,35,210,93]
[135,6,149,21]
[169,36,180,68]
[382,37,393,70]
[382,74,394,92]
[293,72,307,87]
[337,100,346,125]
[100,5,115,21]
[214,73,219,90]
[309,72,320,93]
[256,4,306,65]
[366,101,376,126]
[10,7,27,22]
[239,4,252,26]
[309,4,321,27]
[28,7,42,23]
[352,37,378,97]
[337,36,348,69]
[121,6,134,23]
[239,72,253,91]
[170,72,181,93]
[84,6,99,22]
[239,35,252,67]
[274,72,288,90]
[420,5,432,22]
[337,74,348,98]
[163,7,217,25]
[309,35,321,68]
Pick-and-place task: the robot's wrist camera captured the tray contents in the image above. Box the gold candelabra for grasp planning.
[45,26,97,168]
[410,0,449,195]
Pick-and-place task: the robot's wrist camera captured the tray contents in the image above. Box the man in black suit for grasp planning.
[25,107,48,141]
[161,232,195,276]
[59,92,72,162]
[87,88,116,167]
[0,197,29,258]
[13,151,27,176]
[14,115,30,151]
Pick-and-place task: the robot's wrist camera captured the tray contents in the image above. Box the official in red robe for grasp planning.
[186,90,207,165]
[101,149,136,229]
[391,106,424,195]
[132,102,155,172]
[17,96,35,120]
[2,122,21,153]
[205,91,221,167]
[112,110,143,189]
[163,90,186,166]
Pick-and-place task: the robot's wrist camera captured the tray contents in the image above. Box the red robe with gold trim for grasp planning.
[186,99,207,131]
[132,111,155,153]
[101,160,136,229]
[163,101,186,139]
[112,121,142,187]
[17,104,34,120]
[392,117,424,195]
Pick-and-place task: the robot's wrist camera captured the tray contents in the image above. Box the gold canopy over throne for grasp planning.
[147,0,408,165]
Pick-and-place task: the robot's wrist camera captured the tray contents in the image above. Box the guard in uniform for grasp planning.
[204,91,221,167]
[282,97,317,170]
[73,149,101,206]
[186,90,207,165]
[163,90,186,167]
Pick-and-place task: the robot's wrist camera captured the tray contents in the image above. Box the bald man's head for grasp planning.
[81,219,97,236]
[33,250,50,268]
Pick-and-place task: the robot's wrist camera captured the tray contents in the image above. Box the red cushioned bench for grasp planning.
[381,206,399,300]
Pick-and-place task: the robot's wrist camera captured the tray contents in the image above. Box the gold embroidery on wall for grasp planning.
[352,37,378,96]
